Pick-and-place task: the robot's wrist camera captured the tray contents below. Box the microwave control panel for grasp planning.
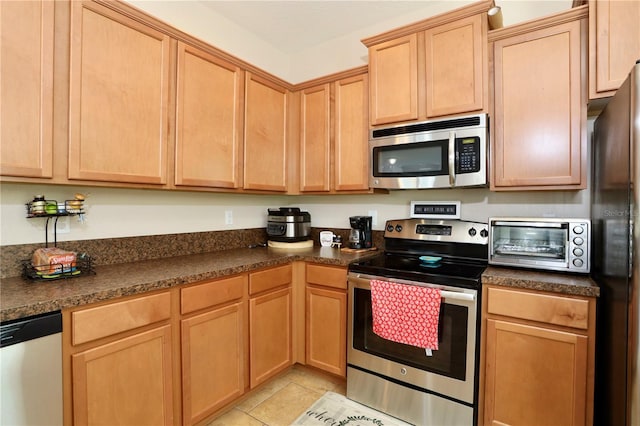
[456,137,480,174]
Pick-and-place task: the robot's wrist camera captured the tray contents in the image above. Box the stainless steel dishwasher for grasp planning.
[0,311,63,425]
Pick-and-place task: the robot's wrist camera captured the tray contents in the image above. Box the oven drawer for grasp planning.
[486,286,590,330]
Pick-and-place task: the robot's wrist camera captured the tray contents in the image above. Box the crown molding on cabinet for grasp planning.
[361,0,494,47]
[488,4,588,42]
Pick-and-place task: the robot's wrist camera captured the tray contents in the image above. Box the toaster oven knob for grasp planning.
[480,229,489,238]
[573,237,584,245]
[573,225,584,235]
[468,228,477,236]
[573,258,584,268]
[573,248,584,257]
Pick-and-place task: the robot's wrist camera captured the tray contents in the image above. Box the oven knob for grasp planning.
[395,224,403,232]
[468,228,477,236]
[387,224,394,232]
[573,248,584,257]
[480,229,489,238]
[574,237,584,245]
[573,258,584,268]
[573,226,584,235]
[400,368,407,375]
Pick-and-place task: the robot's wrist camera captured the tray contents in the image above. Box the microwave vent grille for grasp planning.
[372,116,481,138]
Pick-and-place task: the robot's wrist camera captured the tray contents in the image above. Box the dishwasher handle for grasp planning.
[0,311,62,348]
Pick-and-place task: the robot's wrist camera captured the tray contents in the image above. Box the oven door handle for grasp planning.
[348,274,476,302]
[440,291,475,302]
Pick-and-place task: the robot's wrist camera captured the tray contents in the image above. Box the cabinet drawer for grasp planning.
[306,264,347,290]
[249,264,292,295]
[181,275,246,315]
[486,287,590,330]
[72,292,171,345]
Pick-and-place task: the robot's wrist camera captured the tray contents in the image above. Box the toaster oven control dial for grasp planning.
[573,225,584,235]
[573,258,584,268]
[573,248,584,257]
[573,237,584,245]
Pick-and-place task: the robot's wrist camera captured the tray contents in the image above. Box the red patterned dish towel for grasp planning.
[370,279,442,352]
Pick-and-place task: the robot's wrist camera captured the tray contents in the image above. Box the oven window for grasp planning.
[372,140,448,177]
[492,225,568,260]
[352,288,468,381]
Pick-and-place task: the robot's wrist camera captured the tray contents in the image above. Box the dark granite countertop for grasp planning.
[482,266,600,298]
[0,246,379,322]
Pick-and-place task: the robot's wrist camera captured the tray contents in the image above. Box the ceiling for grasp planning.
[198,1,473,54]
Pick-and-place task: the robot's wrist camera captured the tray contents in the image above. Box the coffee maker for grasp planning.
[348,216,373,249]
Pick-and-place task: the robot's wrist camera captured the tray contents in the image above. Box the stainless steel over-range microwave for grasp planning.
[369,113,488,189]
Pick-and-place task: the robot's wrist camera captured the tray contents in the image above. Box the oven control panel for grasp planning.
[384,219,488,244]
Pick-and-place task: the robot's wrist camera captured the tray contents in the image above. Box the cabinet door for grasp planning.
[249,287,292,387]
[306,286,347,377]
[484,319,588,426]
[424,14,485,118]
[492,20,584,190]
[71,325,174,425]
[181,302,244,425]
[175,42,244,189]
[334,73,369,191]
[589,0,640,98]
[369,34,418,125]
[68,1,170,184]
[0,1,54,178]
[244,72,288,191]
[299,84,330,192]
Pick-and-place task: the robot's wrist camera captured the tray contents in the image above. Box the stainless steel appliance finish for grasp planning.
[1,311,63,425]
[266,207,311,242]
[591,61,640,426]
[347,219,488,426]
[488,217,590,273]
[369,113,488,190]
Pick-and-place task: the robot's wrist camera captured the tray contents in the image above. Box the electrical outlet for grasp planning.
[368,210,378,226]
[225,210,233,225]
[56,216,70,234]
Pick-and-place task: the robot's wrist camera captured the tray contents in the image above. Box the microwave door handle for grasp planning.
[449,131,456,186]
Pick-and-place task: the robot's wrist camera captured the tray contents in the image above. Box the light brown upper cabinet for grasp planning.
[0,0,54,178]
[244,72,289,192]
[589,0,640,99]
[367,34,419,125]
[299,84,331,192]
[68,1,171,185]
[297,70,369,193]
[334,73,370,191]
[175,42,244,189]
[364,2,490,126]
[424,14,486,118]
[490,7,587,191]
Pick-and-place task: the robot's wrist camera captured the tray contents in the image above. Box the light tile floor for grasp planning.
[207,365,346,426]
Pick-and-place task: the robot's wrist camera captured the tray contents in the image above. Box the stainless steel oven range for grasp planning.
[347,218,488,426]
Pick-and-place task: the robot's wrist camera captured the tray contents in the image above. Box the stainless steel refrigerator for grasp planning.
[591,60,639,426]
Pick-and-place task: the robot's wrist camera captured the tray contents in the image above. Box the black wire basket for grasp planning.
[22,253,95,281]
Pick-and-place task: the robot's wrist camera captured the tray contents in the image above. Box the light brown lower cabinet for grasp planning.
[180,275,246,425]
[249,265,293,388]
[63,262,339,424]
[65,291,174,425]
[481,285,595,426]
[305,264,347,377]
